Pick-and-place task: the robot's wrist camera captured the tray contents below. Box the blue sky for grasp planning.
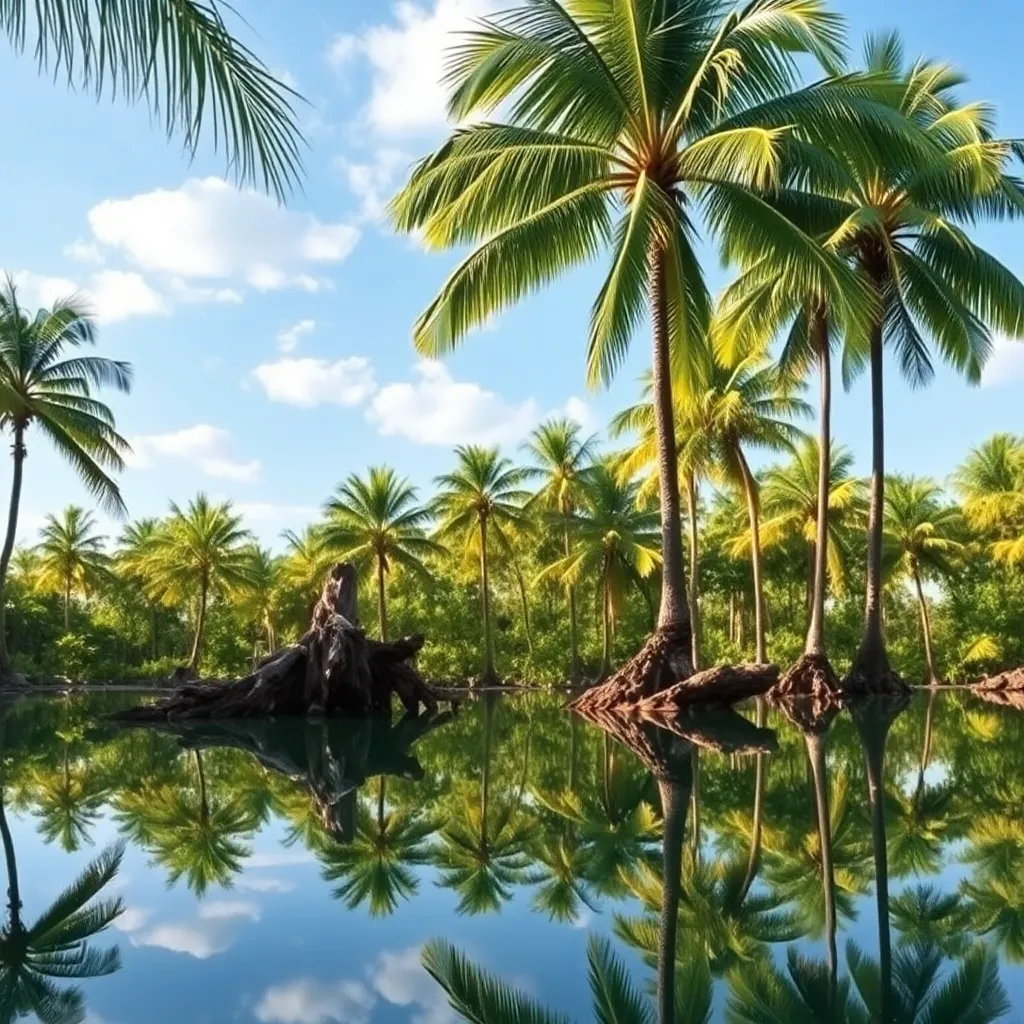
[2,0,1023,548]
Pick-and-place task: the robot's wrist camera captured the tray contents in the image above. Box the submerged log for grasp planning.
[974,666,1024,693]
[114,563,445,722]
[636,663,779,715]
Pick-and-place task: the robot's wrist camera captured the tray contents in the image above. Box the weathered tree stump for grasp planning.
[974,666,1024,693]
[771,652,842,703]
[114,564,445,722]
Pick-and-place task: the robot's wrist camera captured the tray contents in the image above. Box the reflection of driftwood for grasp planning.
[125,712,453,841]
[636,663,779,715]
[974,688,1024,710]
[974,667,1024,693]
[115,565,447,722]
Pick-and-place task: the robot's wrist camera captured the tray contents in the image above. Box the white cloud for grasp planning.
[113,905,152,933]
[133,902,259,960]
[337,148,408,220]
[982,334,1024,387]
[252,356,377,408]
[246,850,316,869]
[368,359,538,445]
[11,268,168,325]
[237,875,296,894]
[168,278,244,305]
[86,177,360,294]
[127,424,261,483]
[198,900,260,921]
[255,979,374,1024]
[276,319,316,353]
[64,238,105,265]
[333,0,495,135]
[562,396,595,431]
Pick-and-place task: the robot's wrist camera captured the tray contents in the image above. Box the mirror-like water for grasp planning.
[0,689,1021,1023]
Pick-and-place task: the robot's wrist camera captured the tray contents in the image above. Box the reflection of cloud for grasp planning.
[133,901,259,959]
[237,876,296,894]
[113,905,151,933]
[254,978,374,1024]
[371,947,459,1024]
[246,850,316,869]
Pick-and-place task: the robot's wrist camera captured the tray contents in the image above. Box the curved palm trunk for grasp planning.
[911,565,938,684]
[63,576,72,631]
[565,524,580,681]
[481,696,496,839]
[513,563,534,658]
[194,749,209,828]
[736,448,767,664]
[853,323,892,684]
[685,472,702,670]
[657,765,693,1024]
[650,249,691,640]
[600,564,613,679]
[376,556,388,642]
[478,517,496,683]
[915,688,937,803]
[806,730,837,1004]
[807,331,832,656]
[689,747,701,859]
[377,776,387,832]
[0,425,26,676]
[0,796,20,929]
[740,698,768,900]
[188,573,210,675]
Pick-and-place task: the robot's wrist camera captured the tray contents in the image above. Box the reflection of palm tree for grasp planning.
[31,744,107,852]
[147,750,259,896]
[318,777,436,917]
[961,814,1024,963]
[890,884,971,958]
[424,933,711,1024]
[885,780,957,879]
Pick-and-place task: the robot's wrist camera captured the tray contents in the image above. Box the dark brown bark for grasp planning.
[771,651,842,702]
[636,663,779,715]
[114,564,446,721]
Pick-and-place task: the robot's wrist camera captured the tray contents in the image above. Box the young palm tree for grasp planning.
[321,466,440,641]
[522,418,597,680]
[953,434,1024,564]
[146,494,253,674]
[0,283,130,676]
[34,506,109,630]
[116,517,164,659]
[390,0,888,696]
[432,447,528,683]
[883,477,964,684]
[538,460,660,679]
[0,1,302,198]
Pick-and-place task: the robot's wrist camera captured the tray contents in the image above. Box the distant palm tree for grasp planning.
[34,507,109,630]
[0,282,130,676]
[280,526,333,619]
[237,545,280,658]
[0,1,302,198]
[147,495,253,674]
[116,518,164,659]
[952,434,1024,537]
[883,477,964,684]
[539,460,660,678]
[322,466,441,641]
[523,418,597,680]
[433,447,528,683]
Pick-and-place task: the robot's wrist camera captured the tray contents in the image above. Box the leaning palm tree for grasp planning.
[145,494,254,674]
[432,447,528,683]
[522,418,597,680]
[0,1,302,198]
[33,506,109,630]
[883,477,964,684]
[0,283,130,677]
[538,460,660,678]
[321,466,441,641]
[390,0,892,697]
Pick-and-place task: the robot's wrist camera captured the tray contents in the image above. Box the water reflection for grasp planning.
[0,689,1022,1022]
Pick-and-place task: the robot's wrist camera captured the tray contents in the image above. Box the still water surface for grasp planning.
[0,689,1022,1022]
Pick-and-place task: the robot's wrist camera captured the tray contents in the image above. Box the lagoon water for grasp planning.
[1,689,1022,1023]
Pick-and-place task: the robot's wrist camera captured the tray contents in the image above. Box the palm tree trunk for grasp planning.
[854,321,891,682]
[807,332,832,656]
[63,577,71,631]
[377,777,387,832]
[150,605,159,660]
[728,592,736,645]
[600,569,613,679]
[912,565,938,684]
[736,448,767,664]
[740,698,767,900]
[689,746,701,859]
[0,797,20,928]
[194,749,209,825]
[564,524,580,682]
[657,766,693,1024]
[479,517,495,682]
[915,687,937,805]
[650,247,691,640]
[685,472,702,670]
[0,425,26,677]
[376,555,388,642]
[806,730,837,1006]
[188,573,209,674]
[513,563,534,658]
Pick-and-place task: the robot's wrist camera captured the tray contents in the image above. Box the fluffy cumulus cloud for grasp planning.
[86,177,360,293]
[982,334,1024,387]
[337,148,408,220]
[255,979,375,1024]
[251,356,377,408]
[276,319,316,353]
[132,901,260,960]
[126,424,261,483]
[12,269,168,325]
[328,0,495,135]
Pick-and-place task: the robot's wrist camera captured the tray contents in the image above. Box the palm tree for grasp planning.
[321,466,440,641]
[883,477,964,684]
[146,494,253,674]
[237,545,280,659]
[953,434,1024,565]
[30,745,108,852]
[0,1,302,199]
[390,0,884,692]
[116,517,163,659]
[33,506,109,630]
[279,526,333,620]
[0,283,130,676]
[538,460,660,678]
[432,447,528,683]
[522,418,596,680]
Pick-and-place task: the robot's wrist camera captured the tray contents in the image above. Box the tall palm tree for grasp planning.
[538,460,660,678]
[522,418,597,681]
[146,494,253,674]
[34,507,109,630]
[883,477,964,684]
[390,0,887,693]
[0,1,302,198]
[321,466,441,641]
[116,517,164,659]
[0,283,130,676]
[432,447,528,683]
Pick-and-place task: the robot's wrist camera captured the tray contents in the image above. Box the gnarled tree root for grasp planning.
[770,652,842,703]
[114,563,446,722]
[637,663,779,715]
[841,662,910,698]
[974,667,1024,693]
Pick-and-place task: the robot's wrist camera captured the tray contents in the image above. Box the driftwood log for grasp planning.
[974,667,1024,694]
[115,564,445,722]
